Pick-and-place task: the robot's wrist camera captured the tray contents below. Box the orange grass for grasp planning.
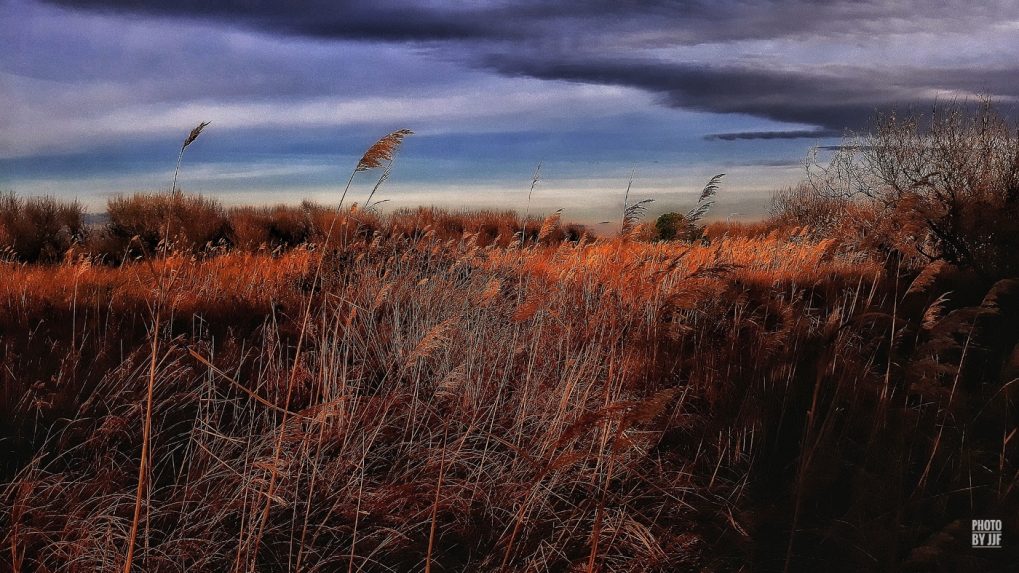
[1,209,1016,572]
[0,250,313,314]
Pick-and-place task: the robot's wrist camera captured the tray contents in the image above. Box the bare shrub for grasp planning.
[101,192,229,258]
[769,181,850,234]
[0,192,85,262]
[805,101,1019,276]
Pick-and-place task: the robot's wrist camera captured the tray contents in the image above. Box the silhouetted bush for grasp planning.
[0,192,85,263]
[227,204,313,250]
[100,192,229,258]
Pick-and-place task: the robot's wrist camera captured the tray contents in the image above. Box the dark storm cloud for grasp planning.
[41,0,513,41]
[706,130,842,141]
[482,56,881,131]
[26,0,1019,139]
[39,0,1018,44]
[485,53,1019,132]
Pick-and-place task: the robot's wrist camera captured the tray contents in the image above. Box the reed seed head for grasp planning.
[356,129,414,171]
[182,121,211,151]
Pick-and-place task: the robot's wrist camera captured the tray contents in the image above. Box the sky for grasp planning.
[2,0,1018,224]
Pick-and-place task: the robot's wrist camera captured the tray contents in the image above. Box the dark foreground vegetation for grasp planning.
[1,104,1018,571]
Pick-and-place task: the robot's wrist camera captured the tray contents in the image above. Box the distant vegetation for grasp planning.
[0,192,85,263]
[1,103,1017,571]
[0,193,586,265]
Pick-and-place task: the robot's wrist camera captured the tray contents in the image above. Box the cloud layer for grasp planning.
[33,0,1019,136]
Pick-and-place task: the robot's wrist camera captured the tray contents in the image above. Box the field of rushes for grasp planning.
[2,223,1016,571]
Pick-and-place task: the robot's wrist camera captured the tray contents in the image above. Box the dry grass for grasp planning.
[2,204,1016,571]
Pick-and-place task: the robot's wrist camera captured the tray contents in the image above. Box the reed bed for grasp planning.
[2,206,1015,571]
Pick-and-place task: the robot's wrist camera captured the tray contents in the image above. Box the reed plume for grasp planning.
[356,129,413,171]
[171,121,210,196]
[339,129,413,210]
[686,173,724,225]
[538,208,563,242]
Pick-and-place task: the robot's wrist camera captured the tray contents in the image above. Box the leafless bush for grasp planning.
[769,181,849,234]
[100,192,229,258]
[805,101,1019,276]
[0,192,85,263]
